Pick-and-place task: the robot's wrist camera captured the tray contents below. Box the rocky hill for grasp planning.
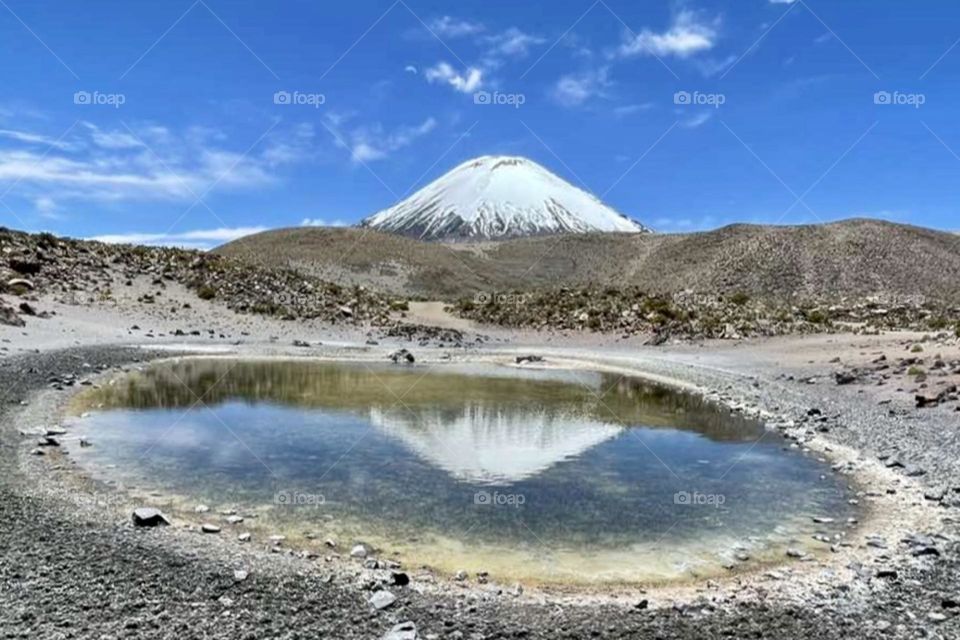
[0,228,399,327]
[217,219,960,304]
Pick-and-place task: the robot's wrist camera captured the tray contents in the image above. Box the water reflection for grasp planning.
[69,358,851,583]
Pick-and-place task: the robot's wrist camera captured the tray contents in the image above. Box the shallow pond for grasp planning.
[68,358,853,583]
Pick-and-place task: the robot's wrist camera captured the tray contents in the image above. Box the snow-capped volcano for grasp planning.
[358,155,652,241]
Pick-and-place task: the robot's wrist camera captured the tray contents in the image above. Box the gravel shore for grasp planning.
[1,333,958,639]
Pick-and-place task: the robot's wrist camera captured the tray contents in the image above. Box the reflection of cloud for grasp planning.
[368,405,623,485]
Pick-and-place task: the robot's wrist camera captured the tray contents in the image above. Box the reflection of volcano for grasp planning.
[368,404,623,485]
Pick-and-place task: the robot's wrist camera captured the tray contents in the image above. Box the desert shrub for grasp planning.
[911,344,924,353]
[729,291,750,306]
[805,309,828,324]
[197,285,216,300]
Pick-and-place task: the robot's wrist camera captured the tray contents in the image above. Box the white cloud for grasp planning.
[693,54,737,77]
[482,27,545,58]
[617,10,718,59]
[325,115,437,163]
[404,65,418,74]
[301,217,347,227]
[424,62,484,93]
[34,196,61,219]
[681,112,713,128]
[89,226,268,250]
[429,16,484,38]
[769,1,798,4]
[613,103,654,117]
[0,121,309,207]
[552,67,610,107]
[0,128,73,150]
[82,122,144,149]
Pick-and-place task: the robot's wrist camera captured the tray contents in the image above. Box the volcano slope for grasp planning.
[216,219,960,304]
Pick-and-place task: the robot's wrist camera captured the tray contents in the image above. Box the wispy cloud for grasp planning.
[0,128,74,150]
[419,16,544,89]
[301,217,347,227]
[482,27,545,59]
[83,122,143,149]
[616,10,718,59]
[613,103,654,117]
[89,226,268,250]
[680,111,713,128]
[552,67,611,107]
[425,62,484,93]
[325,114,437,163]
[429,16,485,38]
[0,120,309,206]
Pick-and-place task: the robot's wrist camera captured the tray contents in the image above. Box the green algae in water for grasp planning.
[69,358,853,583]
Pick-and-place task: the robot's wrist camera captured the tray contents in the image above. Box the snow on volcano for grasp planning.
[358,155,652,241]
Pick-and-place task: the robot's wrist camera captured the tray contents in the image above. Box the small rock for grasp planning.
[391,571,410,586]
[381,621,416,640]
[233,570,248,582]
[201,523,221,534]
[350,544,368,558]
[389,349,415,364]
[238,532,251,542]
[370,590,397,610]
[132,507,170,527]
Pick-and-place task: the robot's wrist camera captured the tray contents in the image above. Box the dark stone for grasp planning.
[132,507,170,527]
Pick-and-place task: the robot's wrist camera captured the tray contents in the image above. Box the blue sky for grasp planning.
[1,0,958,247]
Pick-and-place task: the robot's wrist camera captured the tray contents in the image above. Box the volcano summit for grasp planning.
[359,155,651,241]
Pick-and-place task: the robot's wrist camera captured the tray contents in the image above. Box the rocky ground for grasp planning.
[0,227,401,329]
[1,326,959,638]
[453,286,960,342]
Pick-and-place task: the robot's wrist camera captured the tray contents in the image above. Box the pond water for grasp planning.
[68,357,853,584]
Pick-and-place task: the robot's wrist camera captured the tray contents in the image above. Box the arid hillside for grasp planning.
[216,219,960,304]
